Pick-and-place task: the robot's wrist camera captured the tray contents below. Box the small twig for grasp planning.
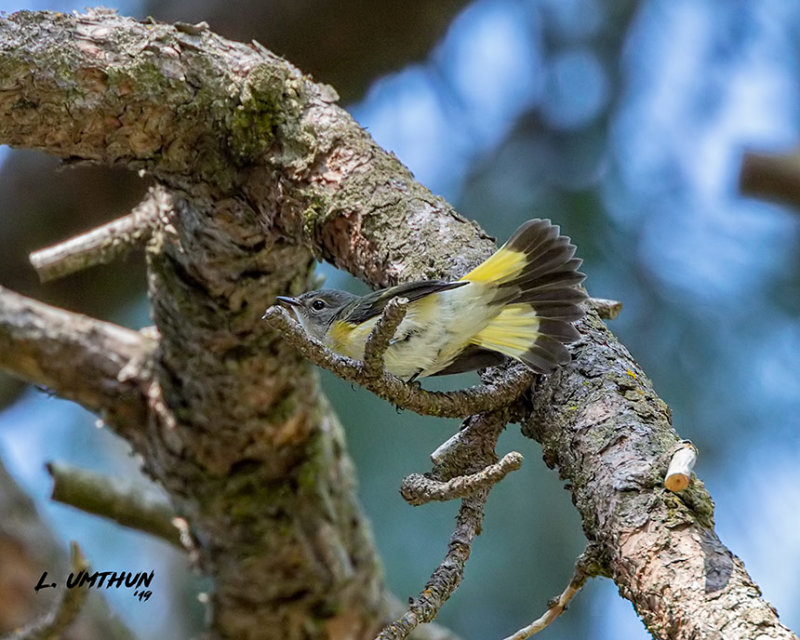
[381,594,464,640]
[377,490,490,640]
[29,185,165,282]
[587,297,623,320]
[429,404,524,472]
[502,545,601,640]
[10,542,90,640]
[264,306,535,418]
[377,411,509,640]
[401,452,523,506]
[664,440,698,492]
[47,462,181,547]
[362,297,409,376]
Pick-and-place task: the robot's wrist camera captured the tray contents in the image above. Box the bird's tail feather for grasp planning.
[462,219,586,374]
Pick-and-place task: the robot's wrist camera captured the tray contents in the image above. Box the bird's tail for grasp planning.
[459,219,586,374]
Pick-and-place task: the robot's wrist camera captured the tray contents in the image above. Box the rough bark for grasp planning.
[0,9,795,640]
[2,9,389,639]
[0,0,470,410]
[526,313,790,640]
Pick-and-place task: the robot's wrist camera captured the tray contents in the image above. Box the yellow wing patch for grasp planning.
[470,304,540,359]
[460,247,528,285]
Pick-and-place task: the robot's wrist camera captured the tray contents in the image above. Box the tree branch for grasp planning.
[0,459,135,639]
[46,462,181,547]
[29,185,162,282]
[379,411,510,640]
[0,286,151,444]
[263,306,536,418]
[0,9,794,640]
[0,10,397,639]
[502,545,600,640]
[378,491,489,640]
[9,542,90,640]
[525,311,797,639]
[400,452,523,506]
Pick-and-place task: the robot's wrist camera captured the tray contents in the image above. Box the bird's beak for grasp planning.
[275,296,301,308]
[263,296,301,320]
[271,296,301,321]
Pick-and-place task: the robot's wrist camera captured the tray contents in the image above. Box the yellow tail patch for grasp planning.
[470,304,540,359]
[460,246,527,285]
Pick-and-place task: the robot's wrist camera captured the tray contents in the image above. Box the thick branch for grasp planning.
[0,286,151,442]
[1,11,393,639]
[525,311,797,640]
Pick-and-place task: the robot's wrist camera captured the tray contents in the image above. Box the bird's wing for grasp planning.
[344,280,468,324]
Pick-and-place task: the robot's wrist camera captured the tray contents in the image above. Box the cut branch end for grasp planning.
[664,440,698,492]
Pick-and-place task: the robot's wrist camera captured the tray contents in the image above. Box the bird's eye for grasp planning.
[311,299,326,311]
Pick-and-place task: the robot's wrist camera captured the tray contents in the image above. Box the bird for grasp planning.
[273,218,586,381]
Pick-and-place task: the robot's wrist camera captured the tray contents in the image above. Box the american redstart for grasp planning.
[274,219,586,381]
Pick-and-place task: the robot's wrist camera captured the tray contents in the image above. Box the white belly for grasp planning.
[377,284,495,379]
